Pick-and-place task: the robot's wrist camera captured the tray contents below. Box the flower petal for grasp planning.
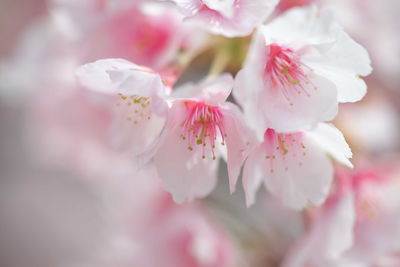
[174,73,233,105]
[303,31,372,103]
[172,0,278,37]
[257,71,338,133]
[282,191,356,266]
[75,58,166,98]
[110,96,167,162]
[202,0,235,18]
[221,103,256,194]
[242,145,265,206]
[307,123,353,168]
[233,29,266,103]
[263,135,334,210]
[168,0,201,16]
[262,6,339,47]
[153,102,218,203]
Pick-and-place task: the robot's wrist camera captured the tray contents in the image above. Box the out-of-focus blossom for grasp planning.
[57,0,208,71]
[242,123,352,210]
[3,0,397,265]
[154,74,253,203]
[167,0,279,37]
[1,1,205,99]
[79,3,189,71]
[2,0,206,175]
[283,162,400,267]
[336,90,400,154]
[103,163,239,267]
[234,6,372,134]
[0,16,78,98]
[322,0,400,89]
[0,0,46,57]
[49,0,148,35]
[75,58,169,168]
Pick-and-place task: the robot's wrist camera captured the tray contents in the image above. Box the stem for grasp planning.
[208,48,231,77]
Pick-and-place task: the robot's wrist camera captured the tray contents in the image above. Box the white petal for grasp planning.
[233,29,266,103]
[304,31,372,75]
[168,0,202,16]
[110,98,167,161]
[320,192,356,260]
[173,73,233,105]
[179,0,278,37]
[262,6,339,47]
[283,191,356,266]
[242,145,265,206]
[202,0,235,18]
[257,72,338,133]
[303,31,372,103]
[263,135,334,210]
[233,30,269,139]
[221,103,257,194]
[153,102,218,203]
[306,63,368,103]
[307,123,353,168]
[75,58,166,98]
[233,69,266,140]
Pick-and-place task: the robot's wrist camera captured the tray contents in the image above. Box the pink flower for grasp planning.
[100,163,239,267]
[154,74,253,203]
[282,176,356,267]
[81,3,187,71]
[283,162,400,267]
[167,0,279,37]
[75,58,169,166]
[234,6,372,133]
[242,123,352,209]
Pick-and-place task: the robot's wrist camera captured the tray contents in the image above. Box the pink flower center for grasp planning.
[199,0,237,18]
[276,0,316,13]
[265,44,315,105]
[106,8,174,68]
[263,128,306,173]
[181,101,226,160]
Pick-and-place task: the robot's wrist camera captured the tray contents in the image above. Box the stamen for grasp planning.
[263,128,307,173]
[265,44,316,105]
[116,93,152,125]
[181,101,226,160]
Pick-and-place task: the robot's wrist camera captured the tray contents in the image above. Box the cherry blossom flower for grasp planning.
[105,163,239,267]
[282,171,356,267]
[80,3,188,71]
[234,6,372,133]
[335,91,400,154]
[242,123,352,210]
[283,162,400,267]
[167,0,279,37]
[75,58,169,166]
[154,74,253,203]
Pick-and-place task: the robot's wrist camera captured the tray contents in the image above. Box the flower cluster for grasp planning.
[6,0,400,266]
[75,3,371,209]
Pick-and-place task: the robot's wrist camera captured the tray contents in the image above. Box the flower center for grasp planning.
[181,101,226,160]
[263,128,306,173]
[265,44,315,105]
[116,93,152,124]
[277,0,315,13]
